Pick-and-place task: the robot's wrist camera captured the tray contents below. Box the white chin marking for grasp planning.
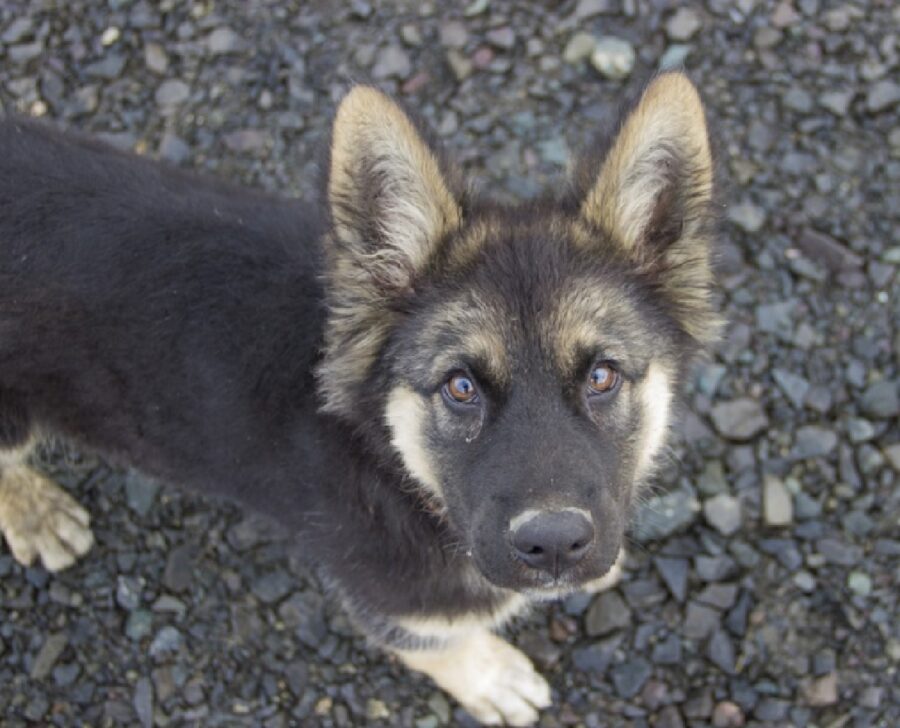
[634,362,672,481]
[384,385,443,499]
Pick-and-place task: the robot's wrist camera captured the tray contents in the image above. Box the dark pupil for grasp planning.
[592,368,608,385]
[455,377,472,395]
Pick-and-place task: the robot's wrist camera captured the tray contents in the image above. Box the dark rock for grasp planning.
[654,556,689,602]
[683,602,720,640]
[610,657,651,698]
[584,590,632,636]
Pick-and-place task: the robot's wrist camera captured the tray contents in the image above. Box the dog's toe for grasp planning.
[0,468,93,572]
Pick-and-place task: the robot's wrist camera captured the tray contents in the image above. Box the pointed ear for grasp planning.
[318,87,464,418]
[326,86,463,292]
[577,73,719,345]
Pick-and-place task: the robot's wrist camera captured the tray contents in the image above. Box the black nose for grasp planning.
[510,510,595,578]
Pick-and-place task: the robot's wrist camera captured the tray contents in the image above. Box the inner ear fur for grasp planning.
[326,86,464,294]
[575,73,720,346]
[319,86,465,418]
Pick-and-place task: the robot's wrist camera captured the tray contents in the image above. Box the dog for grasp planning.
[0,72,719,725]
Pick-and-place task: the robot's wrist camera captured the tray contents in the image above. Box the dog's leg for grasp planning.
[0,431,93,571]
[394,629,551,726]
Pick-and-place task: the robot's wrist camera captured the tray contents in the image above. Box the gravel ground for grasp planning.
[1,1,898,726]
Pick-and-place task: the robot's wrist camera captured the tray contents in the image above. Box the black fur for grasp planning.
[0,117,506,635]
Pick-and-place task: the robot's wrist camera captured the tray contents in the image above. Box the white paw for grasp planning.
[399,631,551,726]
[0,468,93,571]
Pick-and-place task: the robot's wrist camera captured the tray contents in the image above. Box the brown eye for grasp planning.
[445,372,478,404]
[588,363,618,395]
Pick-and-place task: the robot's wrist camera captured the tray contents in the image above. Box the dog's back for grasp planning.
[0,118,325,492]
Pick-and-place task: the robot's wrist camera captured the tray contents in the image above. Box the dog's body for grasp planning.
[0,74,718,725]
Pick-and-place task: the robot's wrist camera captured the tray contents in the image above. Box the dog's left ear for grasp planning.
[325,86,463,293]
[576,73,719,345]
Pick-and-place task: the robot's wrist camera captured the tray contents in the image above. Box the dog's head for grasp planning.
[318,73,720,595]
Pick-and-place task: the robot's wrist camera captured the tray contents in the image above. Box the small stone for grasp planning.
[464,0,490,16]
[372,45,411,80]
[772,369,809,409]
[134,677,153,728]
[9,41,43,63]
[30,633,68,679]
[803,672,838,706]
[251,570,293,605]
[445,50,472,81]
[159,133,190,164]
[771,1,801,27]
[611,657,651,698]
[439,21,468,49]
[590,37,635,80]
[126,610,154,641]
[859,380,899,419]
[866,80,900,113]
[666,8,702,41]
[654,556,689,602]
[819,90,854,116]
[762,475,793,526]
[793,571,816,592]
[149,626,183,660]
[712,701,745,728]
[366,699,390,721]
[207,27,242,54]
[563,32,595,64]
[656,706,686,728]
[101,26,121,46]
[632,483,699,541]
[846,417,875,443]
[707,629,736,674]
[727,201,766,232]
[585,590,632,636]
[652,634,682,664]
[573,0,613,19]
[116,575,143,610]
[783,87,813,113]
[847,570,872,597]
[703,494,742,536]
[683,602,720,640]
[792,426,837,459]
[796,228,863,272]
[659,44,691,70]
[144,43,168,75]
[885,444,900,472]
[400,24,422,46]
[486,27,515,50]
[163,544,194,593]
[2,17,33,44]
[710,398,768,441]
[155,79,190,108]
[223,129,268,153]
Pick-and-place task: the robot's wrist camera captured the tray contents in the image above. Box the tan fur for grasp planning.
[385,385,445,503]
[633,362,673,482]
[0,441,93,571]
[578,73,721,346]
[394,629,550,726]
[328,86,462,270]
[580,73,712,251]
[319,87,467,417]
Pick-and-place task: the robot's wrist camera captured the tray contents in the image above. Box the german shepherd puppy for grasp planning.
[0,73,718,725]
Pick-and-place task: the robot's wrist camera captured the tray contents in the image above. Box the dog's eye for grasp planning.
[444,372,479,404]
[588,363,618,395]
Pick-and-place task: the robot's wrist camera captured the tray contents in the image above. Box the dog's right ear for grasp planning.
[318,87,464,418]
[325,86,463,294]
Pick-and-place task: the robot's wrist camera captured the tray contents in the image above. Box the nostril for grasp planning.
[569,539,587,552]
[527,545,544,555]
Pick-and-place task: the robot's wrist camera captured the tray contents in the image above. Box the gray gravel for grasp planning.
[1,0,899,726]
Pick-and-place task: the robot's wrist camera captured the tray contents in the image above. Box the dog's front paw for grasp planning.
[398,630,551,726]
[0,467,93,571]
